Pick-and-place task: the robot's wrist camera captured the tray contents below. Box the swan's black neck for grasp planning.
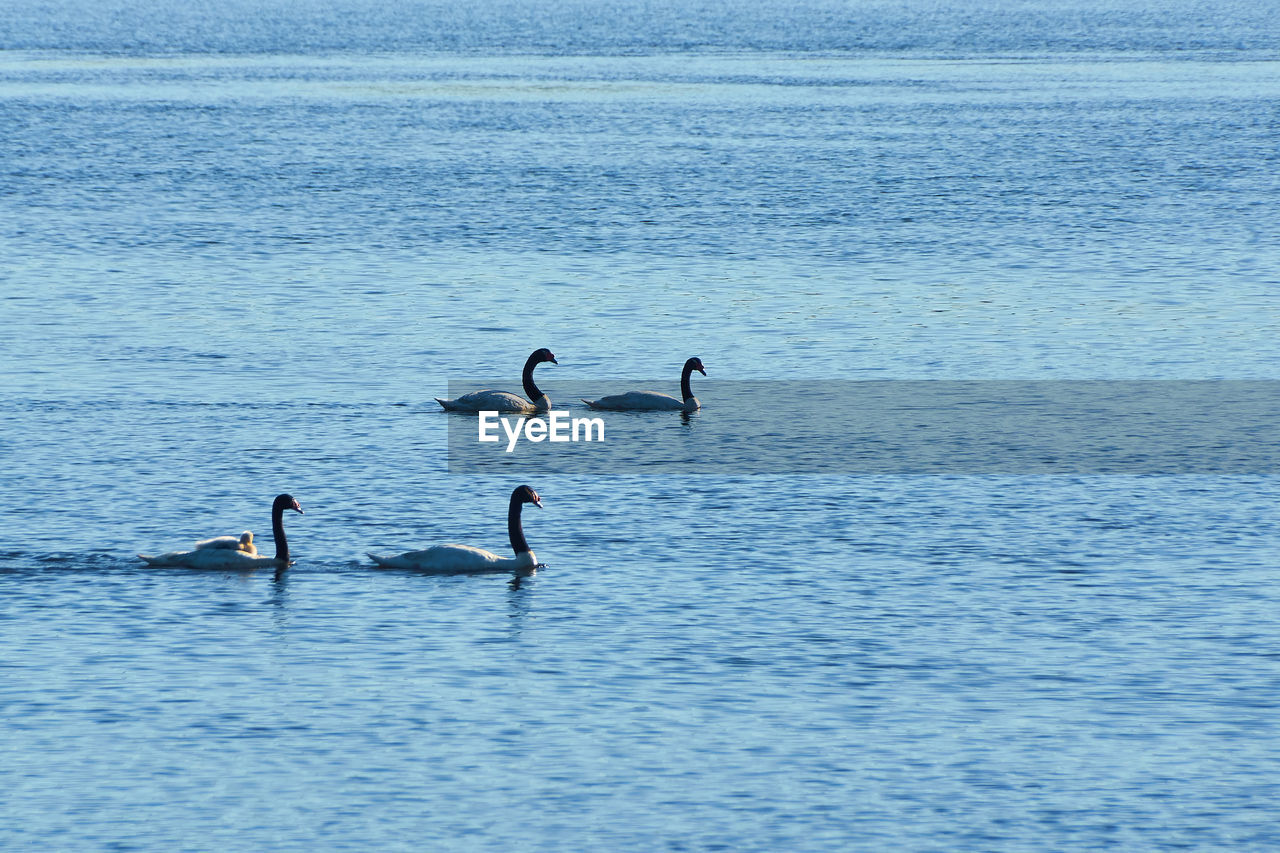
[680,360,697,402]
[507,492,531,554]
[271,502,290,563]
[522,352,544,402]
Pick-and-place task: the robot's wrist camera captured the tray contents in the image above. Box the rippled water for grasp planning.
[3,0,1280,849]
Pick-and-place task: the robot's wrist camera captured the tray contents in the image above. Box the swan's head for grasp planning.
[686,357,706,376]
[532,348,558,366]
[239,531,254,546]
[514,484,543,509]
[273,494,304,515]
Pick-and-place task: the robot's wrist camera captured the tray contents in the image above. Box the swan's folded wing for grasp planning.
[140,548,268,569]
[581,391,683,411]
[369,543,519,572]
[438,390,538,413]
[194,535,243,550]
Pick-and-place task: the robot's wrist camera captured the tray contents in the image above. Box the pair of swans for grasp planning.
[435,349,706,414]
[138,486,544,573]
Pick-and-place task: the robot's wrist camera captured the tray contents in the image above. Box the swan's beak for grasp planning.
[533,498,544,509]
[549,356,558,365]
[292,501,304,514]
[697,366,707,376]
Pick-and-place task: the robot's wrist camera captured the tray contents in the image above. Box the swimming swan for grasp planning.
[436,348,557,413]
[582,357,705,412]
[194,530,257,555]
[368,485,543,572]
[139,494,303,568]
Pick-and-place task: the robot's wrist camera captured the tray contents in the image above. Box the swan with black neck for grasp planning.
[436,348,557,414]
[368,485,543,572]
[582,357,705,412]
[139,494,303,568]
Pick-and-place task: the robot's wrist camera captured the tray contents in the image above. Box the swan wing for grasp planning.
[139,548,275,569]
[436,390,538,413]
[194,535,243,550]
[581,391,685,411]
[369,544,532,573]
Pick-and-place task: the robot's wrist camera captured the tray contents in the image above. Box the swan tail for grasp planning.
[581,399,601,409]
[368,553,393,567]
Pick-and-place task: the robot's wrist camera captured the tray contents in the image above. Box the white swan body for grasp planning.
[139,547,279,570]
[583,390,697,412]
[369,544,536,573]
[583,357,705,412]
[369,485,543,574]
[437,389,549,414]
[140,495,302,568]
[437,348,557,413]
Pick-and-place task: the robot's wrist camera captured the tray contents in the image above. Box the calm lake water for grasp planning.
[3,0,1280,849]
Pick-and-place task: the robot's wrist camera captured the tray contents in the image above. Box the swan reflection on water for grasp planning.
[507,564,541,592]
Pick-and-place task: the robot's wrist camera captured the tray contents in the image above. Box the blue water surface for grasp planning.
[2,0,1280,849]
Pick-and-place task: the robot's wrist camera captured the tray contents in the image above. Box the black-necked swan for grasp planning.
[139,494,303,568]
[194,530,257,555]
[582,356,705,412]
[368,485,543,572]
[436,348,557,413]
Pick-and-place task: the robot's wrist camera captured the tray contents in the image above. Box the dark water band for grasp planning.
[445,380,1280,475]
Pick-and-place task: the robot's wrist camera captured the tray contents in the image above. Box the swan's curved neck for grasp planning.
[271,503,289,563]
[508,494,531,554]
[680,361,697,401]
[522,353,544,402]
